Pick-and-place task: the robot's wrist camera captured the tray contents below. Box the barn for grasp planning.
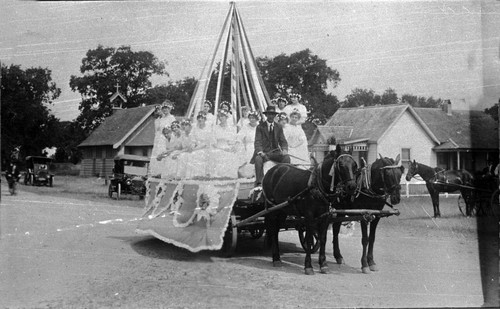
[310,102,498,173]
[78,106,156,177]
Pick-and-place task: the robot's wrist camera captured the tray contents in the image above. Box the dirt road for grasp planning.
[0,180,496,308]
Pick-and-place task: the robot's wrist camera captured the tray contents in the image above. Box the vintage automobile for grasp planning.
[24,156,55,187]
[108,154,150,200]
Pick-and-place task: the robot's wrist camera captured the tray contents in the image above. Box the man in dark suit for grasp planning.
[251,106,290,186]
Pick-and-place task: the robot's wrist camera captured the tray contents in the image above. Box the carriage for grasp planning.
[457,175,499,217]
[108,154,149,200]
[23,156,55,187]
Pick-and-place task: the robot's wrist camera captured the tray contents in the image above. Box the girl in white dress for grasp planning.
[203,100,216,128]
[150,101,176,176]
[160,121,184,179]
[237,110,259,178]
[284,109,310,166]
[178,114,214,179]
[236,106,250,132]
[209,110,241,179]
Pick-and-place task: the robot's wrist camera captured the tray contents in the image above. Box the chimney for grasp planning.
[446,99,452,116]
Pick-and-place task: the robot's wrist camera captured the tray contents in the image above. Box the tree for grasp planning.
[70,45,167,134]
[380,88,398,105]
[401,93,442,108]
[1,63,61,163]
[484,102,499,121]
[342,88,378,108]
[257,49,341,123]
[145,77,197,116]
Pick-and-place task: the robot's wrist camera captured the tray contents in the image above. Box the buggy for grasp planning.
[24,156,54,187]
[108,154,149,200]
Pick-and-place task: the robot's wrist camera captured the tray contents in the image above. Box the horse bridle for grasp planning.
[379,164,402,196]
[314,154,357,200]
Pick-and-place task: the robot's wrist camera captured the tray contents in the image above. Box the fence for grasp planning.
[400,179,460,198]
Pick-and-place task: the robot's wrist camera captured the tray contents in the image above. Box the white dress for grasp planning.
[178,125,214,179]
[237,123,257,178]
[160,133,183,179]
[150,115,176,176]
[283,104,308,124]
[283,123,310,166]
[209,124,241,179]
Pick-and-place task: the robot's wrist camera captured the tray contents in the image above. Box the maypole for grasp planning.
[185,2,270,120]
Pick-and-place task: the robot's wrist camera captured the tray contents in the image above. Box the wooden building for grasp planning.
[78,106,156,177]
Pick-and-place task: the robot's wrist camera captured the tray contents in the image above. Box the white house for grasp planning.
[310,103,498,173]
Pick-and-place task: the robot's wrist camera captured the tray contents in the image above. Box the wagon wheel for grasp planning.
[116,183,121,200]
[220,214,238,257]
[297,226,320,254]
[108,184,114,198]
[489,189,499,218]
[249,228,264,239]
[458,194,477,217]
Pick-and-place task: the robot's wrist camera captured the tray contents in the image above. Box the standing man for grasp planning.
[251,106,290,187]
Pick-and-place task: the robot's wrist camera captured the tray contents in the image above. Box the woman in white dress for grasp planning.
[236,106,250,132]
[203,100,216,128]
[177,114,213,179]
[237,110,259,178]
[283,109,310,166]
[219,101,236,127]
[160,121,184,179]
[150,101,176,176]
[209,110,241,179]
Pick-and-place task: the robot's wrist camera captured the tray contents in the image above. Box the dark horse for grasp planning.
[262,151,358,275]
[405,160,474,217]
[332,154,405,274]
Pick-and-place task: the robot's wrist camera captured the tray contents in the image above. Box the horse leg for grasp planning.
[360,220,371,274]
[429,190,441,218]
[367,217,380,271]
[304,216,314,275]
[318,215,329,274]
[266,213,282,267]
[332,219,344,264]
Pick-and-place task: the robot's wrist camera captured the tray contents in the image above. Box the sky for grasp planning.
[1,0,499,121]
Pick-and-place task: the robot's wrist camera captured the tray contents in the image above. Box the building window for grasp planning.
[401,148,411,169]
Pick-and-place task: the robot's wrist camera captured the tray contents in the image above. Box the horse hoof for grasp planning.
[335,258,344,265]
[362,267,371,274]
[369,264,379,272]
[273,260,283,267]
[305,268,315,275]
[320,266,330,274]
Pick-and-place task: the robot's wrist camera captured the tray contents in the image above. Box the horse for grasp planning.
[405,160,474,217]
[332,154,405,274]
[261,150,358,275]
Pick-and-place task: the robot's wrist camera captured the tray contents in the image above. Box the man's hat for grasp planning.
[263,106,278,115]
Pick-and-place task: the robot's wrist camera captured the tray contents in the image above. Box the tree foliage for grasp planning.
[70,45,167,134]
[145,77,197,116]
[1,64,61,163]
[484,103,498,121]
[342,88,442,109]
[257,49,341,123]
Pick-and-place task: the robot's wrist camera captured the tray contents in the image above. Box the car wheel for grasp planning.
[24,174,29,185]
[49,177,53,187]
[108,184,114,198]
[30,175,35,186]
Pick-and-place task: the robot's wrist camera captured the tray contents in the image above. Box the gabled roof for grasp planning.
[125,117,155,146]
[322,104,439,144]
[78,106,155,148]
[309,125,355,145]
[414,108,498,150]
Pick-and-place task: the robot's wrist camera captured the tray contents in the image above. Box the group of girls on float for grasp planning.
[150,93,310,180]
